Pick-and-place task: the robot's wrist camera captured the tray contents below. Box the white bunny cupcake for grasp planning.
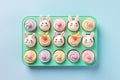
[53,31,65,47]
[68,16,80,31]
[24,32,36,48]
[39,16,51,31]
[82,32,94,48]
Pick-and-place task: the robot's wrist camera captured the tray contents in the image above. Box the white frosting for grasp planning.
[24,33,36,47]
[39,16,50,31]
[53,32,65,47]
[68,16,79,31]
[82,32,94,48]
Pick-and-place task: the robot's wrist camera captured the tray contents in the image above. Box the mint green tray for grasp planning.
[22,16,98,66]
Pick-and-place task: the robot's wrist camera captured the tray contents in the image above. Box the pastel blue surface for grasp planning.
[0,0,120,80]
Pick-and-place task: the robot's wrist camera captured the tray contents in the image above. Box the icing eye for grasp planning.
[90,39,92,42]
[76,23,77,24]
[60,38,62,41]
[26,39,29,41]
[70,23,73,26]
[42,22,44,24]
[45,22,47,24]
[30,40,33,43]
[55,39,57,41]
[85,39,87,43]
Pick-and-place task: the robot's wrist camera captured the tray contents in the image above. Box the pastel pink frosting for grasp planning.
[53,19,66,31]
[82,50,94,64]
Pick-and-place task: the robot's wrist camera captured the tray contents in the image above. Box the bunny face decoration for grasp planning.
[24,32,36,47]
[68,16,79,31]
[82,32,94,48]
[53,31,65,47]
[39,16,51,31]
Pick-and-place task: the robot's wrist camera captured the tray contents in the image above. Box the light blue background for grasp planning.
[0,0,120,80]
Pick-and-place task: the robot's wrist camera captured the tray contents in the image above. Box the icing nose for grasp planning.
[87,22,93,27]
[42,54,46,59]
[26,23,32,28]
[42,36,47,41]
[72,36,77,41]
[57,22,62,27]
[27,54,32,59]
[86,54,91,59]
[72,54,77,59]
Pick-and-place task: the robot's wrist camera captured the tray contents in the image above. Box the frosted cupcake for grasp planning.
[68,32,81,47]
[53,19,66,31]
[24,50,37,63]
[39,50,51,63]
[82,18,95,31]
[24,32,36,48]
[82,50,95,64]
[39,32,51,47]
[68,16,79,31]
[24,19,37,32]
[39,16,51,31]
[68,50,80,63]
[53,31,65,47]
[53,50,66,63]
[82,32,94,48]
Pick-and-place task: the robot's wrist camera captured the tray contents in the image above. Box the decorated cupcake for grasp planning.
[53,50,66,63]
[68,32,81,47]
[39,32,51,47]
[53,19,66,31]
[39,16,51,31]
[82,18,95,31]
[82,32,94,48]
[68,16,79,31]
[39,50,51,63]
[82,50,95,64]
[24,19,37,32]
[68,50,80,63]
[53,31,65,47]
[24,32,36,48]
[24,50,37,63]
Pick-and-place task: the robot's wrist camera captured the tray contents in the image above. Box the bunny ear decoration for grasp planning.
[61,32,64,37]
[68,16,72,22]
[40,16,43,21]
[24,32,28,38]
[75,16,79,21]
[90,32,94,37]
[54,31,58,37]
[46,16,50,21]
[82,32,86,38]
[31,33,35,39]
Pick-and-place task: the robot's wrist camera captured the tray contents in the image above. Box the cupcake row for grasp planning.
[24,31,95,47]
[24,16,95,32]
[24,49,95,64]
